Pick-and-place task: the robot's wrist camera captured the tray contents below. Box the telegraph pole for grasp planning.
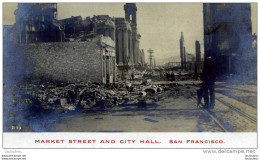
[147,48,154,70]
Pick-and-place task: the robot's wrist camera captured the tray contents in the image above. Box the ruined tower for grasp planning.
[115,18,132,65]
[124,3,140,66]
[180,32,185,69]
[124,3,137,28]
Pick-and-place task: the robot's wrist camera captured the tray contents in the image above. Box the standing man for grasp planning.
[201,56,216,109]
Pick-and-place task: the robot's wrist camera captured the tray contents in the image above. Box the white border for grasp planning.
[1,0,259,159]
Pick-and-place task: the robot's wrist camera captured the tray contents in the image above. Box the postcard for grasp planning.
[2,2,258,154]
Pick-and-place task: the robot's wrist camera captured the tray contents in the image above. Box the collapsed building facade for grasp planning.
[5,3,145,83]
[203,3,255,78]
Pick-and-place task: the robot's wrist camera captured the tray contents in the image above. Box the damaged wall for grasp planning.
[23,39,104,83]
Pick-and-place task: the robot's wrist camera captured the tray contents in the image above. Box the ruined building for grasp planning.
[6,3,117,83]
[179,32,186,69]
[186,53,195,62]
[7,3,145,83]
[12,3,143,68]
[203,3,255,78]
[13,3,63,43]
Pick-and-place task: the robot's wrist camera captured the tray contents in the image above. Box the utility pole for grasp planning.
[147,48,154,70]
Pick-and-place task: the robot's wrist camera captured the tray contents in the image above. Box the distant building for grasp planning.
[185,53,195,72]
[186,53,195,62]
[203,3,254,77]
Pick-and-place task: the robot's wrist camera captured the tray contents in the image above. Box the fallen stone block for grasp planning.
[144,87,157,94]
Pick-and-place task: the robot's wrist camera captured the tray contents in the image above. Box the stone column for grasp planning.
[132,39,136,65]
[136,34,141,65]
[102,55,106,83]
[129,31,133,64]
[117,28,123,65]
[136,40,140,64]
[134,39,138,65]
[123,28,129,64]
[132,30,137,65]
[106,55,110,83]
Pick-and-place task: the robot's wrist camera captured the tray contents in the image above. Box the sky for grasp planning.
[3,3,257,65]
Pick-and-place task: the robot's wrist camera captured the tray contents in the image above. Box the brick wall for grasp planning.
[24,39,103,83]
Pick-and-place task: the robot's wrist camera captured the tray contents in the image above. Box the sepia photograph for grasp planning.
[2,2,258,151]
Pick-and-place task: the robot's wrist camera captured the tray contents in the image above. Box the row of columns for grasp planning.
[116,25,141,66]
[116,27,132,65]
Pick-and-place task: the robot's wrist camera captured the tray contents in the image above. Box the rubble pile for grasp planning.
[4,77,201,132]
[3,78,200,131]
[8,79,200,114]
